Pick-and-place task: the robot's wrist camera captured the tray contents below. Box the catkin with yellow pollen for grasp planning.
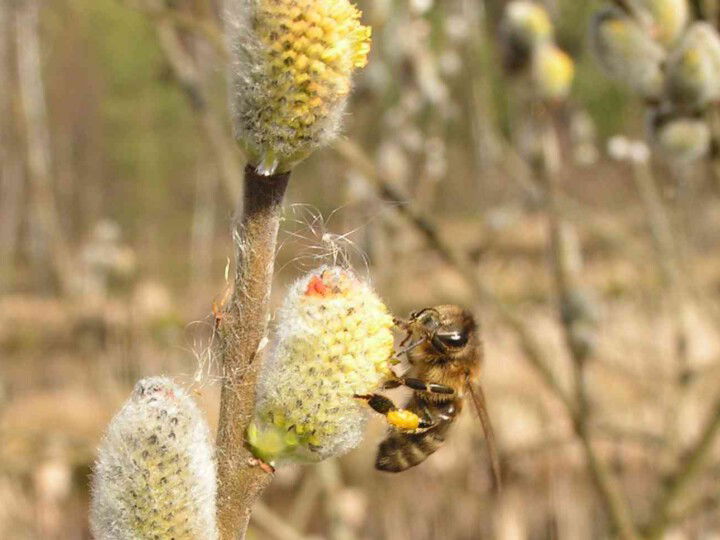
[248,266,395,465]
[532,42,575,101]
[226,0,371,175]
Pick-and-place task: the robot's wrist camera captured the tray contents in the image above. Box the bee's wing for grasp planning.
[466,378,502,494]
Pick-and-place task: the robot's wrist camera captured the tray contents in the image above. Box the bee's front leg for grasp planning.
[354,393,432,431]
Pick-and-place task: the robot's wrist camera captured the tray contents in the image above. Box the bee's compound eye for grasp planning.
[435,330,468,348]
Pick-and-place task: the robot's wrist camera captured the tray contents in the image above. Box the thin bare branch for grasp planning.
[643,395,720,538]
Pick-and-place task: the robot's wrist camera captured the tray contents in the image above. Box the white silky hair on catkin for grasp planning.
[252,265,395,464]
[223,0,342,164]
[257,268,366,460]
[90,377,218,540]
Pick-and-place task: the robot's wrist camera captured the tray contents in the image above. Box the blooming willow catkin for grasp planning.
[665,22,720,109]
[590,6,666,100]
[226,0,371,175]
[248,266,395,465]
[500,1,553,72]
[90,377,217,540]
[532,42,574,101]
[637,0,689,47]
[652,115,711,162]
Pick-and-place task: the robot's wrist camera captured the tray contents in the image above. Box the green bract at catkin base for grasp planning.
[248,266,396,465]
[226,0,371,175]
[90,377,217,540]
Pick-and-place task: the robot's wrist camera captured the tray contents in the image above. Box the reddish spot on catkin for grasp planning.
[305,275,329,296]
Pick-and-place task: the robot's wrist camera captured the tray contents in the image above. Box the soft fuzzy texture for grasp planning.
[532,42,574,100]
[225,0,371,175]
[636,0,689,47]
[590,6,666,100]
[248,266,395,464]
[665,22,720,109]
[654,116,711,162]
[90,377,218,540]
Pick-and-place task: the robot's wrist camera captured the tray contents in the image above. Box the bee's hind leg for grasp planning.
[354,393,431,431]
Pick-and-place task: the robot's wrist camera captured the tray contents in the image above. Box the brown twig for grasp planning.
[214,165,289,539]
[643,395,720,538]
[152,15,242,202]
[534,111,641,540]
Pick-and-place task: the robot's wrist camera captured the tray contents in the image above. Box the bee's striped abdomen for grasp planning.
[375,426,448,472]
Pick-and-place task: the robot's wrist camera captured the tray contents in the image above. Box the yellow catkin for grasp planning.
[532,42,574,100]
[638,0,689,47]
[665,22,720,109]
[228,0,371,174]
[248,266,395,464]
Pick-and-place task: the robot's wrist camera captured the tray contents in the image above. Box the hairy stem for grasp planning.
[215,165,289,540]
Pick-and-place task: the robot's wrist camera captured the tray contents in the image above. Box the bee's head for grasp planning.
[408,305,478,361]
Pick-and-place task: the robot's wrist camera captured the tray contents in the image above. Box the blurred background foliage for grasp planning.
[3,0,720,538]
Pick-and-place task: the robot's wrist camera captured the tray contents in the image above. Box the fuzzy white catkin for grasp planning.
[636,0,689,46]
[665,22,720,109]
[590,6,666,100]
[90,377,218,540]
[653,116,711,162]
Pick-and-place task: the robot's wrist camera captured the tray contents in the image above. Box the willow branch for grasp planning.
[152,14,242,202]
[536,114,640,540]
[215,166,289,540]
[643,395,720,538]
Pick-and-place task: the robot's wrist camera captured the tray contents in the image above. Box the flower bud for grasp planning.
[248,266,395,465]
[90,377,217,540]
[500,1,553,72]
[532,42,574,101]
[590,6,665,100]
[665,22,720,109]
[226,0,372,175]
[637,0,689,46]
[652,116,711,163]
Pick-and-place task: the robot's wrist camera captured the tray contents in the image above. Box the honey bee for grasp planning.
[356,305,502,491]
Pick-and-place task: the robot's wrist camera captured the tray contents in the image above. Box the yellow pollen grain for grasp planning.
[388,410,421,430]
